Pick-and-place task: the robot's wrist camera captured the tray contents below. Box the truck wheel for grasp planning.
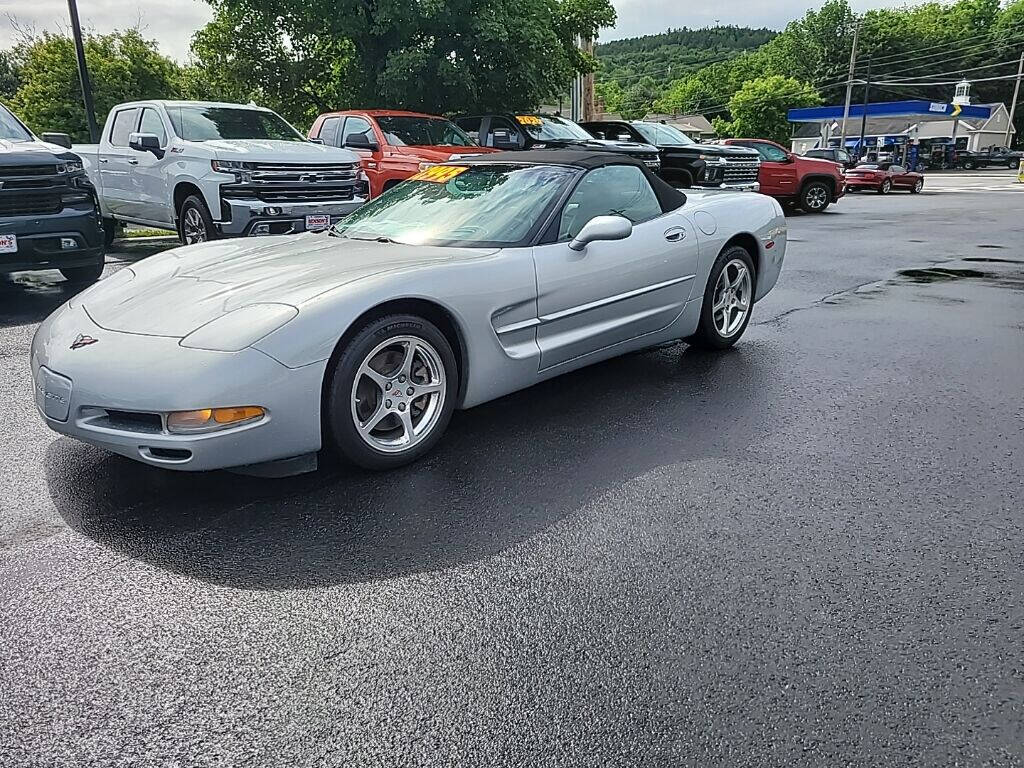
[102,218,117,247]
[963,160,976,170]
[799,181,831,213]
[177,195,216,245]
[1009,160,1018,170]
[60,259,104,285]
[675,170,694,189]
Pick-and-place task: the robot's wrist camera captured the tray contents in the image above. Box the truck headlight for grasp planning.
[211,159,255,182]
[58,160,84,174]
[698,154,727,164]
[180,303,298,352]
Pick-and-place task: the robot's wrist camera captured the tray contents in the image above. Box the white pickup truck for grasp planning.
[73,100,368,245]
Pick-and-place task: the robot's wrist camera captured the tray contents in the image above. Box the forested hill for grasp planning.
[596,26,777,87]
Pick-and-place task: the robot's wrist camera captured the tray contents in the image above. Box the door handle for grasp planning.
[127,158,139,165]
[99,158,108,164]
[664,227,687,242]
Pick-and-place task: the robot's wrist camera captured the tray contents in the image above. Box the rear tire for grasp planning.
[60,259,104,285]
[878,179,892,195]
[326,314,458,470]
[799,181,831,213]
[685,246,756,350]
[177,195,217,246]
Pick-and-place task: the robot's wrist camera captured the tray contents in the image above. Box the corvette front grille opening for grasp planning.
[100,409,163,433]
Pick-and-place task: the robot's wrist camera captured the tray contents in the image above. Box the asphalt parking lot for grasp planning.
[2,170,1022,767]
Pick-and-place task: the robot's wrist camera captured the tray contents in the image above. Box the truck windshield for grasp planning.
[517,116,594,141]
[375,117,476,147]
[631,123,694,146]
[0,104,33,142]
[167,106,305,142]
[331,164,575,247]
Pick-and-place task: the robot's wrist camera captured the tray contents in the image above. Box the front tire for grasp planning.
[685,246,756,350]
[326,314,457,470]
[910,178,924,194]
[60,259,104,285]
[177,195,217,246]
[799,181,831,213]
[102,217,117,247]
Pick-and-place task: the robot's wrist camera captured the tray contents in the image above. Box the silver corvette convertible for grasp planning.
[31,150,786,474]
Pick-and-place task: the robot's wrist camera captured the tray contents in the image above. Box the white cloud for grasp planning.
[1,0,213,61]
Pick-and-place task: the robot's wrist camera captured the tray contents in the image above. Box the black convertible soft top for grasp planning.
[461,149,686,213]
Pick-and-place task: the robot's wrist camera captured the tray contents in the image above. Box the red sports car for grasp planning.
[844,162,924,194]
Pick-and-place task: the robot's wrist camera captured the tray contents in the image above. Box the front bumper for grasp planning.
[31,303,327,472]
[218,195,367,237]
[0,202,104,273]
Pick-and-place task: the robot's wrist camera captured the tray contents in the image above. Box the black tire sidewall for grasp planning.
[326,314,458,470]
[879,180,891,194]
[801,181,830,213]
[688,246,756,350]
[177,195,216,245]
[60,260,104,284]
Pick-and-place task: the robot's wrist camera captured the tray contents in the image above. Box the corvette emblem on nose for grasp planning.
[70,334,98,350]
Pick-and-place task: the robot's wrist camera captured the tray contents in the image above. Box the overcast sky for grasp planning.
[1,0,917,61]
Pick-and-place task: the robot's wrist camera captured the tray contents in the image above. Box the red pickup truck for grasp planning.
[308,110,496,198]
[721,138,845,213]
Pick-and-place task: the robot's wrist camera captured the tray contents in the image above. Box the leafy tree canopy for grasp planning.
[7,29,183,141]
[712,75,822,144]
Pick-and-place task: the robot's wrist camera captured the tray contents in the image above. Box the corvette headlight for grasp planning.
[180,303,298,352]
[167,406,266,434]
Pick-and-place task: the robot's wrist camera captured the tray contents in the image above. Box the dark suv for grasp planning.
[803,147,856,169]
[454,114,661,172]
[581,120,760,190]
[1,102,105,284]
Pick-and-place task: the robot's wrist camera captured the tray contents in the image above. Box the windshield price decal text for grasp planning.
[515,115,543,126]
[410,165,469,183]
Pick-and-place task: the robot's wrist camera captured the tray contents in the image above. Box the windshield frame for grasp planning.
[631,122,695,147]
[330,162,582,249]
[167,105,306,143]
[0,103,34,143]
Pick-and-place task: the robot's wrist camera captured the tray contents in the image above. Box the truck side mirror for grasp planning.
[344,133,379,152]
[41,132,73,149]
[128,132,164,158]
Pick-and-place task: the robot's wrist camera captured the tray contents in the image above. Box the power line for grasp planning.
[880,57,1024,81]
[860,32,1024,80]
[877,72,1024,86]
[857,19,1024,65]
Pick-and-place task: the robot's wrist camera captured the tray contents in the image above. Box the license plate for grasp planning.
[0,234,16,253]
[305,214,331,231]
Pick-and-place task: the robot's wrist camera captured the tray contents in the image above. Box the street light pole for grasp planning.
[67,0,99,142]
[840,22,860,146]
[857,56,872,159]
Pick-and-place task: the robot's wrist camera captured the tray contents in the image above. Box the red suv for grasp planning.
[721,138,845,213]
[308,110,497,198]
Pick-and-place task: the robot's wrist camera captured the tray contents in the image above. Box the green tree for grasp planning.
[712,75,821,143]
[595,79,625,113]
[619,76,660,119]
[0,49,22,100]
[200,0,616,114]
[10,29,182,141]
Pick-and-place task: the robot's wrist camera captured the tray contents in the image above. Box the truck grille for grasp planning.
[0,164,58,178]
[723,158,760,184]
[248,162,359,183]
[223,185,355,203]
[0,192,62,215]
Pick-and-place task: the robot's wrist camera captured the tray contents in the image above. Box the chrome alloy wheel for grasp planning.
[350,335,446,453]
[183,207,208,244]
[713,259,752,337]
[805,185,828,210]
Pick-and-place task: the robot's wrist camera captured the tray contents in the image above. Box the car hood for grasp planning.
[669,143,758,159]
[545,138,659,155]
[0,138,77,163]
[387,145,497,163]
[205,139,360,164]
[82,233,497,338]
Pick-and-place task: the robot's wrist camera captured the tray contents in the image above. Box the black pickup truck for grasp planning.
[959,146,1023,170]
[453,114,662,172]
[580,120,760,190]
[1,102,105,284]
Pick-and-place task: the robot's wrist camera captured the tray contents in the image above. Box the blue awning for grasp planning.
[789,100,991,122]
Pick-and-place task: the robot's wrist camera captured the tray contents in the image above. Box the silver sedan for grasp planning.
[31,150,786,474]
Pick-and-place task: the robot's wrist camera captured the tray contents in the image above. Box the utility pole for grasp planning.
[1005,52,1023,147]
[840,22,860,146]
[857,56,872,159]
[67,0,99,142]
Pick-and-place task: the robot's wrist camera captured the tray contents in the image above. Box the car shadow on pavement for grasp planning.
[0,272,82,327]
[44,343,775,590]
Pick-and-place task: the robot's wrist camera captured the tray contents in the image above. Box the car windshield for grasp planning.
[631,123,694,146]
[376,116,476,147]
[167,106,305,142]
[331,164,576,247]
[855,163,882,169]
[0,104,32,142]
[517,115,594,141]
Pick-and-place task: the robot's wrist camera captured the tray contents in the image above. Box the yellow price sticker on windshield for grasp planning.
[410,165,469,183]
[515,115,543,126]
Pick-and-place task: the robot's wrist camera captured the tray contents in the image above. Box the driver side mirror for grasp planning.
[569,215,633,252]
[128,132,163,158]
[344,133,379,152]
[41,132,73,149]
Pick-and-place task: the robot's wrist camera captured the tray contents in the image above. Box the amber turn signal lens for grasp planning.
[167,406,265,434]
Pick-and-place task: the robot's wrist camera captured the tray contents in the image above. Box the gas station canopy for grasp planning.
[788,100,991,123]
